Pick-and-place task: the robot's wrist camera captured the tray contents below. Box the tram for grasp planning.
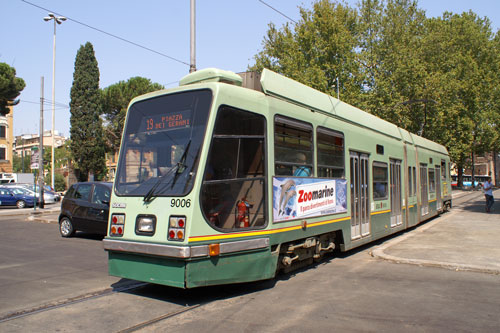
[103,68,452,288]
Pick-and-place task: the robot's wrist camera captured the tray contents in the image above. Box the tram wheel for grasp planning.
[59,217,75,237]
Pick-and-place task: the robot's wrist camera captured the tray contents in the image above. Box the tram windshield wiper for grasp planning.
[143,140,192,203]
[143,165,179,203]
[171,140,191,189]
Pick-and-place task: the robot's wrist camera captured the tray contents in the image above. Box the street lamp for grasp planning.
[43,13,66,190]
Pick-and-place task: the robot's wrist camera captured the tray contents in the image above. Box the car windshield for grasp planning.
[114,89,212,196]
[11,188,30,195]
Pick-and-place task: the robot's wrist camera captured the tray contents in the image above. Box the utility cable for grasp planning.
[20,0,190,67]
[257,0,298,24]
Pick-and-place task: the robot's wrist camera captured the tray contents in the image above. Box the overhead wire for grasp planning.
[20,0,190,67]
[257,0,298,24]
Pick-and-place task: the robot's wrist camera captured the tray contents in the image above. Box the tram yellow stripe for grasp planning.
[371,209,391,216]
[188,216,351,243]
[429,199,437,203]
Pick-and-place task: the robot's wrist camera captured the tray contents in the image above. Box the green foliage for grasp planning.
[101,77,163,153]
[12,154,31,173]
[251,0,361,101]
[251,0,500,167]
[0,62,26,115]
[69,42,106,182]
[44,172,66,192]
[43,141,72,173]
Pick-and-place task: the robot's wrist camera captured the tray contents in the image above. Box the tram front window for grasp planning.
[201,106,267,231]
[114,90,212,196]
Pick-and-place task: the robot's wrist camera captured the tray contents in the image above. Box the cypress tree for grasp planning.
[69,42,106,181]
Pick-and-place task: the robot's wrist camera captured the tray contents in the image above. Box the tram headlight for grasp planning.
[110,214,125,237]
[135,215,157,236]
[168,216,186,241]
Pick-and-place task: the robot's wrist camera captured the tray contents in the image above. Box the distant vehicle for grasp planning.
[0,173,34,184]
[450,175,488,188]
[2,183,57,204]
[0,187,35,209]
[42,185,61,202]
[58,182,113,237]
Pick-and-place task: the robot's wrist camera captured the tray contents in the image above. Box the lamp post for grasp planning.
[43,13,66,190]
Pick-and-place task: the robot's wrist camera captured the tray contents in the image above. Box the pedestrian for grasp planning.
[483,176,494,212]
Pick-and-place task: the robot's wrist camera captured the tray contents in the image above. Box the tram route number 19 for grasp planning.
[171,198,191,208]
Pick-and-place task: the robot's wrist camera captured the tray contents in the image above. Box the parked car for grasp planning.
[3,183,57,204]
[58,182,113,237]
[44,185,61,201]
[0,187,36,208]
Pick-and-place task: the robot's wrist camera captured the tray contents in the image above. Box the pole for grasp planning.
[39,77,45,208]
[189,0,196,73]
[336,77,339,99]
[51,18,56,191]
[21,138,24,173]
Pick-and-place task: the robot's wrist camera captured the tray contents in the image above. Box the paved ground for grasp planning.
[372,189,500,274]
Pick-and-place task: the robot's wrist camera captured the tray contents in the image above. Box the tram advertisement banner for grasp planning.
[273,177,347,222]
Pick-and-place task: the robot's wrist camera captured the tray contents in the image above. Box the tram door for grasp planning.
[390,159,402,227]
[350,152,370,240]
[420,164,429,216]
[435,165,442,210]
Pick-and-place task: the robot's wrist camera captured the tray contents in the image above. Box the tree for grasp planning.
[43,141,72,174]
[251,0,362,102]
[69,42,106,181]
[421,12,499,184]
[44,172,66,192]
[0,62,26,115]
[358,0,433,132]
[251,0,500,183]
[12,154,31,173]
[101,77,163,153]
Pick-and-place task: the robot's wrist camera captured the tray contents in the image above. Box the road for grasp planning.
[0,192,499,332]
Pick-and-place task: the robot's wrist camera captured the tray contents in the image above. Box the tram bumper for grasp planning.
[103,238,276,288]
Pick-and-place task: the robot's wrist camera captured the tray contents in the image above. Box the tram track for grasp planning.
[0,281,148,324]
[116,303,203,333]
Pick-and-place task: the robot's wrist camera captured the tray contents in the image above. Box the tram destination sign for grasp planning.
[140,109,192,133]
[273,177,347,222]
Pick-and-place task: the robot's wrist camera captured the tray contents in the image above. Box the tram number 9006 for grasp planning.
[171,199,191,208]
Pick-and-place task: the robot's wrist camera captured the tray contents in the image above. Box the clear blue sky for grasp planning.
[2,0,499,137]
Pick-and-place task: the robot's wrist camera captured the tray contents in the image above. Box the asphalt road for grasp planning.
[0,193,499,332]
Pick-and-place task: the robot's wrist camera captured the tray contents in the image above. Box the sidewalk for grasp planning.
[372,189,500,274]
[0,204,60,220]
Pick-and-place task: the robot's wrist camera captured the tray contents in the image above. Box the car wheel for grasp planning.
[16,200,26,209]
[59,217,75,237]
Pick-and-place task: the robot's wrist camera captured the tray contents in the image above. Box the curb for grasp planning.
[370,208,500,275]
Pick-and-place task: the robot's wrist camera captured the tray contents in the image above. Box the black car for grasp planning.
[58,182,113,237]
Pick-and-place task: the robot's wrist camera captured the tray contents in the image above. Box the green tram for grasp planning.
[103,68,452,288]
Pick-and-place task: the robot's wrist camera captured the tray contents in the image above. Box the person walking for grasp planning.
[483,176,494,212]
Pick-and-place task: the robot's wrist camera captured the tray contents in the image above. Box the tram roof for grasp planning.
[172,68,448,155]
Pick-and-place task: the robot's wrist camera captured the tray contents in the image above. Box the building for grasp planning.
[0,107,14,173]
[105,150,119,181]
[451,151,499,186]
[13,130,66,158]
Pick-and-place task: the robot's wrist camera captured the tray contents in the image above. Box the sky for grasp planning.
[2,0,499,138]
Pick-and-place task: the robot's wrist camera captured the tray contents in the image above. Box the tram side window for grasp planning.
[317,127,344,178]
[408,167,413,196]
[441,160,447,180]
[373,162,388,200]
[274,116,313,177]
[429,168,436,193]
[201,106,266,231]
